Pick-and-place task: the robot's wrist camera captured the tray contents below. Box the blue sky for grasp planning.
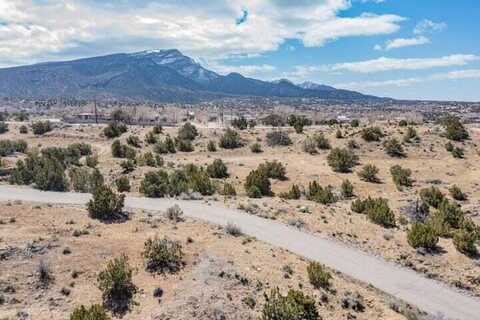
[0,0,479,101]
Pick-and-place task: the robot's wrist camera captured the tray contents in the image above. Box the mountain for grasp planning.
[0,49,380,103]
[298,81,336,91]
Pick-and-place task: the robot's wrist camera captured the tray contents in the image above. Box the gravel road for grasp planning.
[0,185,477,320]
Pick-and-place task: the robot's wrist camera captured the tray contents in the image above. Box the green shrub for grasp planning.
[111,140,136,159]
[0,121,8,133]
[403,127,419,143]
[407,223,438,250]
[207,140,217,152]
[103,122,127,139]
[126,135,141,148]
[367,199,396,228]
[262,114,286,127]
[327,148,358,173]
[177,122,198,141]
[449,185,467,201]
[279,184,301,200]
[357,198,395,227]
[453,229,478,256]
[144,131,157,145]
[89,169,105,192]
[258,160,287,180]
[303,137,317,154]
[245,169,272,198]
[19,125,28,134]
[335,129,343,139]
[143,237,184,274]
[231,117,248,130]
[97,254,136,315]
[154,136,176,154]
[175,138,194,152]
[341,180,354,198]
[69,143,93,156]
[419,187,444,208]
[438,199,464,229]
[314,132,331,150]
[441,115,469,141]
[206,159,229,178]
[350,119,360,127]
[0,139,28,156]
[34,157,69,191]
[398,120,408,127]
[361,127,383,142]
[390,165,413,190]
[115,176,131,193]
[250,142,263,153]
[31,121,53,135]
[260,288,319,320]
[152,124,162,134]
[188,169,215,196]
[357,164,379,183]
[221,182,237,196]
[140,171,170,197]
[86,155,98,168]
[266,130,292,147]
[307,262,332,289]
[120,159,136,173]
[70,304,111,320]
[444,142,453,153]
[347,139,359,149]
[219,128,242,149]
[87,185,125,221]
[383,138,406,157]
[69,167,91,193]
[351,198,366,213]
[307,181,337,204]
[451,147,464,158]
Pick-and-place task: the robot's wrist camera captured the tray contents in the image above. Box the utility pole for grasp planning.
[94,99,98,124]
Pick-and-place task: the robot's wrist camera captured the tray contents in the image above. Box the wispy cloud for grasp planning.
[336,69,480,89]
[375,36,430,51]
[414,19,447,35]
[329,55,480,73]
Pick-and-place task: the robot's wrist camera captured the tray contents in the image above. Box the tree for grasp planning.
[34,157,69,191]
[327,148,358,173]
[97,254,136,315]
[258,160,287,180]
[390,165,413,190]
[140,171,170,198]
[206,159,229,178]
[31,121,53,135]
[441,115,469,141]
[231,117,248,130]
[219,128,242,149]
[0,121,8,133]
[177,122,198,141]
[407,223,438,250]
[244,169,272,198]
[366,198,396,228]
[103,122,127,139]
[307,181,337,204]
[87,185,125,221]
[115,176,131,192]
[266,131,292,146]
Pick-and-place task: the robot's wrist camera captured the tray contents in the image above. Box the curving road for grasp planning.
[0,185,478,320]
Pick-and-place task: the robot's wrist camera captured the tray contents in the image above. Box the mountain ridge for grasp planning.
[0,49,381,103]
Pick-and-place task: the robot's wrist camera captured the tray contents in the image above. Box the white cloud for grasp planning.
[376,36,430,50]
[335,69,480,89]
[329,55,480,73]
[414,19,447,35]
[0,0,405,66]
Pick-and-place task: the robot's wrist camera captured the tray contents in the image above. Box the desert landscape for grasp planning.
[0,112,479,320]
